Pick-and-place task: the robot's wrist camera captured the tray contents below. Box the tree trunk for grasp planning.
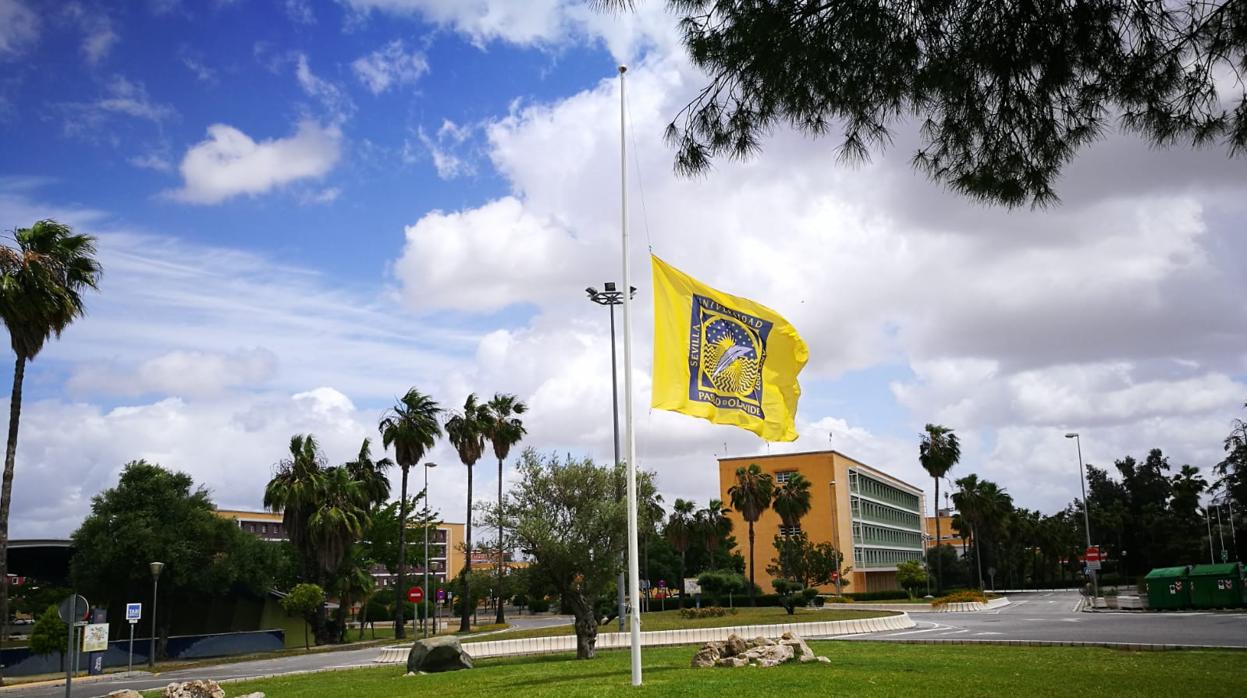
[747,520,756,606]
[460,464,473,633]
[0,355,26,685]
[496,455,505,625]
[565,593,598,659]
[933,478,942,594]
[395,465,409,641]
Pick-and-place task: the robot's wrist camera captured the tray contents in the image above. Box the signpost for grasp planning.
[407,586,424,604]
[125,603,142,675]
[1085,546,1103,571]
[58,594,89,698]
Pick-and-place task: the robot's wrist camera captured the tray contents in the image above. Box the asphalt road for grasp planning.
[7,613,576,698]
[836,590,1247,648]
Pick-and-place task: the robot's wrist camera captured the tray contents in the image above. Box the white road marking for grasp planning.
[886,624,953,637]
[974,632,1004,636]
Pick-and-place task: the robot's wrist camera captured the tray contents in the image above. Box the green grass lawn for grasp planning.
[188,642,1247,697]
[465,607,891,643]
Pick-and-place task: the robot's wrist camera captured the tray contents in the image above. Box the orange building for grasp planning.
[924,511,970,556]
[718,450,926,593]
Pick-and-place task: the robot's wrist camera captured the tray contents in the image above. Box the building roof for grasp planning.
[215,508,465,527]
[719,448,924,495]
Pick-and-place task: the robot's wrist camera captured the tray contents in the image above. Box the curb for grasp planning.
[843,597,1011,614]
[838,638,1247,652]
[374,613,916,664]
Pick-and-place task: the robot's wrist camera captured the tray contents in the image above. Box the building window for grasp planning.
[778,524,802,536]
[775,470,797,484]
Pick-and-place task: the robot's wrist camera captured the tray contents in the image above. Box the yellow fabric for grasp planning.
[651,254,808,442]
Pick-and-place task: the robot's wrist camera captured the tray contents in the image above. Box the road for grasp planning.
[835,590,1247,648]
[6,614,575,698]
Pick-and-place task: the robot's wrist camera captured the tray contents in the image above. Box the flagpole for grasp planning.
[618,63,643,686]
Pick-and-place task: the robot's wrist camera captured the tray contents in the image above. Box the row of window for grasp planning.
[848,470,921,511]
[853,522,924,549]
[850,496,921,529]
[853,546,924,569]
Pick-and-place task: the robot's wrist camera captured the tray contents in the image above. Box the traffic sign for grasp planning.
[407,586,424,604]
[125,603,142,623]
[58,595,89,624]
[1084,546,1102,562]
[436,588,446,602]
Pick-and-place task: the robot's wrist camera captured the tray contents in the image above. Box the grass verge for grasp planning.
[463,608,890,643]
[177,641,1247,697]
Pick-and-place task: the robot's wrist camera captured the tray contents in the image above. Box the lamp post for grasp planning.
[586,281,636,632]
[1204,507,1216,564]
[829,479,842,597]
[148,562,164,668]
[423,462,438,637]
[1064,433,1098,600]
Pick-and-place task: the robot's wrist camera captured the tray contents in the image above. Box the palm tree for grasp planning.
[698,499,733,559]
[378,388,443,641]
[727,463,774,605]
[919,424,960,593]
[666,499,696,585]
[952,474,984,587]
[483,393,526,624]
[446,393,489,632]
[771,473,813,532]
[0,220,100,660]
[265,434,327,584]
[344,437,392,513]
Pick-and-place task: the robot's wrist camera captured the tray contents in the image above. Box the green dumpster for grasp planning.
[1188,563,1244,609]
[1143,566,1191,610]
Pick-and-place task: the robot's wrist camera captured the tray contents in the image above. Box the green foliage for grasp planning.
[665,2,1247,207]
[29,605,65,657]
[281,583,324,649]
[526,598,550,613]
[12,581,70,619]
[765,531,841,590]
[772,473,813,529]
[845,590,911,602]
[0,220,102,359]
[770,578,806,615]
[896,560,928,599]
[500,449,657,658]
[696,569,749,599]
[71,461,280,604]
[364,497,437,574]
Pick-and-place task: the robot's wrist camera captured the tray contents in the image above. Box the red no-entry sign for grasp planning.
[407,586,424,604]
[1084,546,1102,563]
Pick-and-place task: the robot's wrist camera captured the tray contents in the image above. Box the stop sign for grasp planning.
[407,586,424,604]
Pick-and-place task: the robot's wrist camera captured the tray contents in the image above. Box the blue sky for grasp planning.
[2,0,1245,537]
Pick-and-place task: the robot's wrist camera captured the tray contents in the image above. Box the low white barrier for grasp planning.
[374,613,915,664]
[842,597,1011,614]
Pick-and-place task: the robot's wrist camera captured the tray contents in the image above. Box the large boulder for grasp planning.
[406,635,475,674]
[162,680,225,698]
[779,631,817,663]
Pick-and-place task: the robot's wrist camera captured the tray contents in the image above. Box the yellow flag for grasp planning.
[651,255,809,442]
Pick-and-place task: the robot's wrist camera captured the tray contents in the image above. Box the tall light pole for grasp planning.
[829,480,842,597]
[1204,507,1216,564]
[148,562,164,668]
[423,461,438,638]
[1065,433,1098,599]
[587,281,636,632]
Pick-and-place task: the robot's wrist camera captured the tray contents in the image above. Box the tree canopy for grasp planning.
[660,0,1247,206]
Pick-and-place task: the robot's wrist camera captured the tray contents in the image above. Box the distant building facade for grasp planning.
[718,450,926,593]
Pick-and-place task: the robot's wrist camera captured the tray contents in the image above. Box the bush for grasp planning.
[932,590,987,607]
[824,596,853,604]
[29,605,65,658]
[527,597,550,613]
[812,595,826,607]
[678,606,737,619]
[845,590,912,601]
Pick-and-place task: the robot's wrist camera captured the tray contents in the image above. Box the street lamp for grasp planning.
[423,461,438,638]
[1065,433,1098,599]
[586,281,636,632]
[829,480,843,597]
[148,562,164,668]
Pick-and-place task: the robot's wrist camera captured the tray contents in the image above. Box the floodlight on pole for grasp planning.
[1065,432,1098,599]
[587,280,636,632]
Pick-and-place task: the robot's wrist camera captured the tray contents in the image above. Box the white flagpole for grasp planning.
[618,63,643,686]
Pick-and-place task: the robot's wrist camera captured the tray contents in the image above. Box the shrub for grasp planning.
[812,595,826,607]
[932,590,987,607]
[678,606,736,619]
[527,598,550,613]
[29,605,65,658]
[824,596,853,604]
[845,590,911,601]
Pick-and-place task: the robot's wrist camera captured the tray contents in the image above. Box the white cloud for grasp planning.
[64,2,118,65]
[285,0,315,24]
[181,55,216,84]
[128,153,173,172]
[416,119,476,179]
[0,0,38,58]
[68,348,279,398]
[95,76,175,121]
[352,40,429,95]
[168,120,342,204]
[294,53,355,124]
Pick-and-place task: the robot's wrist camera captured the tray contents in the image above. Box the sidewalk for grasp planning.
[373,613,916,663]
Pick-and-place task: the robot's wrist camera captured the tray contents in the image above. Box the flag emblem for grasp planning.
[652,254,808,442]
[689,295,770,419]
